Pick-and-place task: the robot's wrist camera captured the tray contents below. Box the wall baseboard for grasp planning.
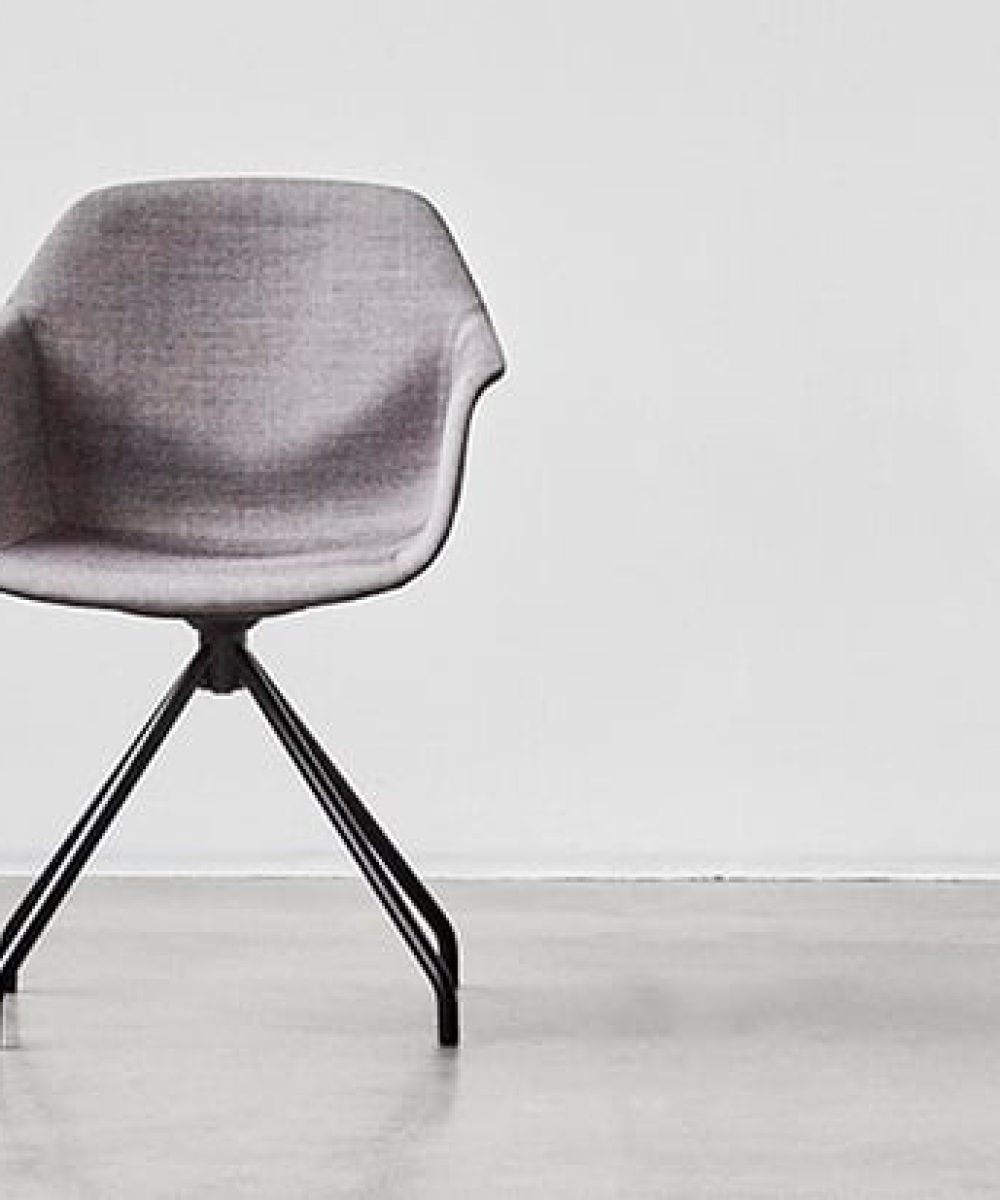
[1,868,1000,883]
[4,849,1000,881]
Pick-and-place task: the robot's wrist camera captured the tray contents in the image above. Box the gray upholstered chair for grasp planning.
[0,179,505,1045]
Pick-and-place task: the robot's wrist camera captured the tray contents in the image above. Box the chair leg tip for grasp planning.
[438,1003,460,1047]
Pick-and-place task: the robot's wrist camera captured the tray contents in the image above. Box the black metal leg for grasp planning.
[237,649,460,1047]
[0,693,170,996]
[238,649,460,986]
[1,691,174,961]
[0,648,208,996]
[1,623,465,1047]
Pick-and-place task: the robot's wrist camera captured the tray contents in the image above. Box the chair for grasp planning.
[0,178,505,1046]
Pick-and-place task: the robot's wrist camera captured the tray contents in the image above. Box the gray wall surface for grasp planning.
[2,0,1000,876]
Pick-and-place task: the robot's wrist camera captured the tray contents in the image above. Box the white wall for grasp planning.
[3,0,1000,876]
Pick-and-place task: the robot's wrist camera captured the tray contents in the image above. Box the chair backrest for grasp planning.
[11,179,503,554]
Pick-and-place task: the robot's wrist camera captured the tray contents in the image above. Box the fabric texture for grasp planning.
[0,178,504,617]
[0,310,53,550]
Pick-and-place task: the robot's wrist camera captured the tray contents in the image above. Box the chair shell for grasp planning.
[0,178,504,617]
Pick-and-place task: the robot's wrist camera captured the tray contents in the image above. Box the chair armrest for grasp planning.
[0,308,52,549]
[393,306,505,578]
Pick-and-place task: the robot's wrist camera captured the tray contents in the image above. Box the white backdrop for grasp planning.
[3,0,1000,876]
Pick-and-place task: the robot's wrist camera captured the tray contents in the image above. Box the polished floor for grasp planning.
[0,879,998,1198]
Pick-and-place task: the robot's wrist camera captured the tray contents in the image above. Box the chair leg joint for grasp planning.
[192,619,256,694]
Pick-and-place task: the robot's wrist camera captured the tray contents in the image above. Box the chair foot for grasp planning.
[438,990,459,1047]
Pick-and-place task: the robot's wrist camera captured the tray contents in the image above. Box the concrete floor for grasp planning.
[0,881,999,1198]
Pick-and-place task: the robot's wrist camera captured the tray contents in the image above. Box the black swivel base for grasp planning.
[0,623,461,1046]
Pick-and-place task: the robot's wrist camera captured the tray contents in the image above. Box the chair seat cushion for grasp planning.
[0,526,425,618]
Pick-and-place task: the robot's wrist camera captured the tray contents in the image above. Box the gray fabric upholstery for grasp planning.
[0,310,53,550]
[0,179,504,617]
